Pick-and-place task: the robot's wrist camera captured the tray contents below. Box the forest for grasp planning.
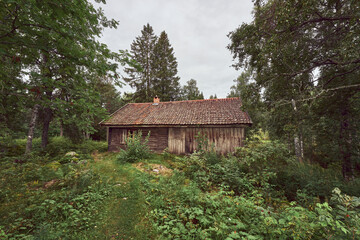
[0,0,359,239]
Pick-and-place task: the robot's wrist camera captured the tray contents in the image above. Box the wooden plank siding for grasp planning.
[140,128,168,152]
[183,127,245,154]
[108,127,168,153]
[108,128,127,151]
[108,126,245,155]
[168,128,186,154]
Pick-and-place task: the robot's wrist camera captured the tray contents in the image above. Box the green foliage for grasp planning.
[45,136,107,157]
[125,24,182,102]
[209,94,217,99]
[161,148,176,161]
[1,137,107,159]
[1,136,360,239]
[228,0,360,178]
[1,138,41,158]
[117,131,152,163]
[124,23,157,102]
[152,31,181,101]
[181,79,204,100]
[142,169,360,239]
[0,153,111,239]
[227,70,266,131]
[139,137,360,239]
[0,0,134,152]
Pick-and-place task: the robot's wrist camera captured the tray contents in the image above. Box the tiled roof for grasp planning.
[101,97,252,126]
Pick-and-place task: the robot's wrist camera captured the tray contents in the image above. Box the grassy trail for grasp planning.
[88,153,154,240]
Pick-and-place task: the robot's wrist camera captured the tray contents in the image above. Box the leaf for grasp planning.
[228,231,240,238]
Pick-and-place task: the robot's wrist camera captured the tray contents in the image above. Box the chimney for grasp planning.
[153,96,160,104]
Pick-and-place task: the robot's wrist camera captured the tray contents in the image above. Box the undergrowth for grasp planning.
[0,137,112,239]
[138,134,360,239]
[1,134,360,239]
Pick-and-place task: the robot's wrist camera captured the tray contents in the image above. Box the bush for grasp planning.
[117,131,152,163]
[45,137,107,157]
[1,136,107,158]
[0,149,110,239]
[143,164,360,240]
[0,137,42,158]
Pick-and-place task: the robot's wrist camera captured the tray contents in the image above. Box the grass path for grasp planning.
[88,153,155,239]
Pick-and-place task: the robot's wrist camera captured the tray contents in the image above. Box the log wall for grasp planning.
[108,127,168,153]
[108,128,127,151]
[168,128,185,154]
[169,127,245,154]
[108,126,245,154]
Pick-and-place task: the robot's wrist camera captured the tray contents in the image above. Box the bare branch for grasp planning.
[276,83,360,108]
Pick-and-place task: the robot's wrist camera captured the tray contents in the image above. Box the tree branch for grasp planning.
[276,83,360,108]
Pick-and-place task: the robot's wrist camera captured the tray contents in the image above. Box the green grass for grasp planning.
[79,152,156,239]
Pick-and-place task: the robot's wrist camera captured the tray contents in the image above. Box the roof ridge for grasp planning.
[128,97,240,105]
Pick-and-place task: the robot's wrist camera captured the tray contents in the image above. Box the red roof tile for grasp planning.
[101,97,252,126]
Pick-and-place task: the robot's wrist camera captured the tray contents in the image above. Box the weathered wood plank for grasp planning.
[108,126,247,154]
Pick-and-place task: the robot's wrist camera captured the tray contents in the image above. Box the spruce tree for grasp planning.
[152,31,181,101]
[124,23,157,102]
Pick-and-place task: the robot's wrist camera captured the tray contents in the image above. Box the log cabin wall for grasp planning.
[168,128,186,154]
[140,127,168,152]
[109,126,245,154]
[108,128,127,151]
[108,127,168,153]
[169,127,245,154]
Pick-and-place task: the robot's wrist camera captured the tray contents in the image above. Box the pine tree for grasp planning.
[152,31,181,101]
[124,23,157,102]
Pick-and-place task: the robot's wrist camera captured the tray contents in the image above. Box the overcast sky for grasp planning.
[94,0,254,99]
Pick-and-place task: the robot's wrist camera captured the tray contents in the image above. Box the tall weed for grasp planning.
[117,131,152,163]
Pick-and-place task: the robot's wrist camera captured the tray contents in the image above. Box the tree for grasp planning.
[124,23,157,102]
[209,94,217,99]
[152,31,181,101]
[181,79,204,100]
[0,0,124,152]
[228,0,360,178]
[91,77,123,140]
[125,25,182,102]
[227,70,265,131]
[0,55,27,139]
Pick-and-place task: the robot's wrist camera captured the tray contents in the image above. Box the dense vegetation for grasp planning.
[227,0,360,179]
[1,0,359,239]
[1,134,359,239]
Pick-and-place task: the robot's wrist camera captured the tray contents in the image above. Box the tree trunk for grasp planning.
[60,121,64,137]
[41,90,53,149]
[25,104,40,154]
[41,106,53,149]
[340,105,354,180]
[292,99,304,163]
[294,135,303,163]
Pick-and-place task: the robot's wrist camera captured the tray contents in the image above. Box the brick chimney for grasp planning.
[153,96,160,104]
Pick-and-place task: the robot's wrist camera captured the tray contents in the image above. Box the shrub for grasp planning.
[0,137,41,157]
[45,137,107,157]
[161,148,175,161]
[117,131,151,163]
[0,150,110,239]
[144,168,360,240]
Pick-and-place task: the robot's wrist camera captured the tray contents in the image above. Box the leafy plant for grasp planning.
[117,131,152,163]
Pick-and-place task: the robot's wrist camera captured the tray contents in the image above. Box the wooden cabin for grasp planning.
[100,97,252,154]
